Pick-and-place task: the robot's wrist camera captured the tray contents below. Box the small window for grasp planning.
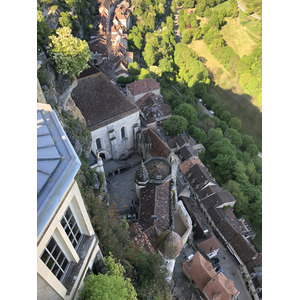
[96,138,101,150]
[121,127,126,139]
[40,237,69,282]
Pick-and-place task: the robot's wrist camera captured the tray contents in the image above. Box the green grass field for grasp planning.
[220,17,257,57]
[189,40,262,149]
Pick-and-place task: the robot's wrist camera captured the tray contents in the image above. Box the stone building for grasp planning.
[71,72,140,160]
[126,78,161,103]
[37,103,103,300]
[183,252,240,300]
[136,92,172,129]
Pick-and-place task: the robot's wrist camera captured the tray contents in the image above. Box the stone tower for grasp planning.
[156,230,183,282]
[135,160,149,200]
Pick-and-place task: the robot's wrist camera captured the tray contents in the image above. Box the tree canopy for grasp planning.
[48,27,91,78]
[163,115,188,135]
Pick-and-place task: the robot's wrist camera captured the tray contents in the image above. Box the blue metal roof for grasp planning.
[37,104,81,237]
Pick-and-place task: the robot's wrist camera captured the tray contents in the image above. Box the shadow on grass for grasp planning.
[208,85,262,150]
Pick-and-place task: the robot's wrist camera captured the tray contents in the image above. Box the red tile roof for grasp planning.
[178,157,203,175]
[183,252,216,290]
[203,272,240,300]
[127,78,160,96]
[136,93,172,125]
[141,128,172,159]
[197,235,220,255]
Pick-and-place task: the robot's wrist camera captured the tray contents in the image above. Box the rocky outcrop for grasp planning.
[37,51,91,159]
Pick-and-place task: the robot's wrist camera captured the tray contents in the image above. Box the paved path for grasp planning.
[237,0,261,20]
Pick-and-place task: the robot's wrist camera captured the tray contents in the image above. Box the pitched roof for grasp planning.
[183,252,216,290]
[197,184,221,200]
[139,181,170,233]
[184,164,216,194]
[178,157,203,175]
[229,234,258,264]
[136,93,172,125]
[176,134,188,147]
[203,272,240,300]
[178,146,198,161]
[216,218,240,242]
[245,252,262,272]
[71,72,139,131]
[141,128,172,159]
[197,235,220,255]
[78,62,100,79]
[127,78,160,96]
[202,190,236,211]
[179,196,210,234]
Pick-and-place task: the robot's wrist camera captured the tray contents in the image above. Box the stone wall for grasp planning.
[91,110,140,160]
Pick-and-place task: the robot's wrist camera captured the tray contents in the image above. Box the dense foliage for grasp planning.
[79,254,137,300]
[48,27,91,78]
[163,115,188,135]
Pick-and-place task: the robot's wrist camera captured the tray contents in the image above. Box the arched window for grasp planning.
[121,127,126,139]
[96,138,101,150]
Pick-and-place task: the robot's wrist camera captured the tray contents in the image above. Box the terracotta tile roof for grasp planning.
[136,93,172,125]
[141,128,172,159]
[197,235,220,255]
[130,222,155,252]
[127,78,160,96]
[139,184,156,227]
[71,73,139,131]
[203,272,240,300]
[88,39,108,57]
[145,158,171,181]
[139,181,170,233]
[183,252,216,290]
[155,182,171,232]
[178,157,203,175]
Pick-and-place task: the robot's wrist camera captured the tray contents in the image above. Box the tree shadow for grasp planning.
[207,84,262,149]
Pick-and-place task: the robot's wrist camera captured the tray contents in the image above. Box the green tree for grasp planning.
[128,62,140,75]
[224,128,242,148]
[228,117,242,131]
[241,134,255,151]
[59,12,73,28]
[174,103,198,126]
[37,10,52,49]
[207,128,223,145]
[246,143,259,157]
[48,27,91,78]
[224,180,249,216]
[78,273,137,300]
[163,115,188,135]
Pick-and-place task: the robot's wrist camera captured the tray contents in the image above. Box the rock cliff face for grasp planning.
[37,51,91,159]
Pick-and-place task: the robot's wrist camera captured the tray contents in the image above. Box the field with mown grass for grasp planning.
[220,17,257,57]
[189,40,262,149]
